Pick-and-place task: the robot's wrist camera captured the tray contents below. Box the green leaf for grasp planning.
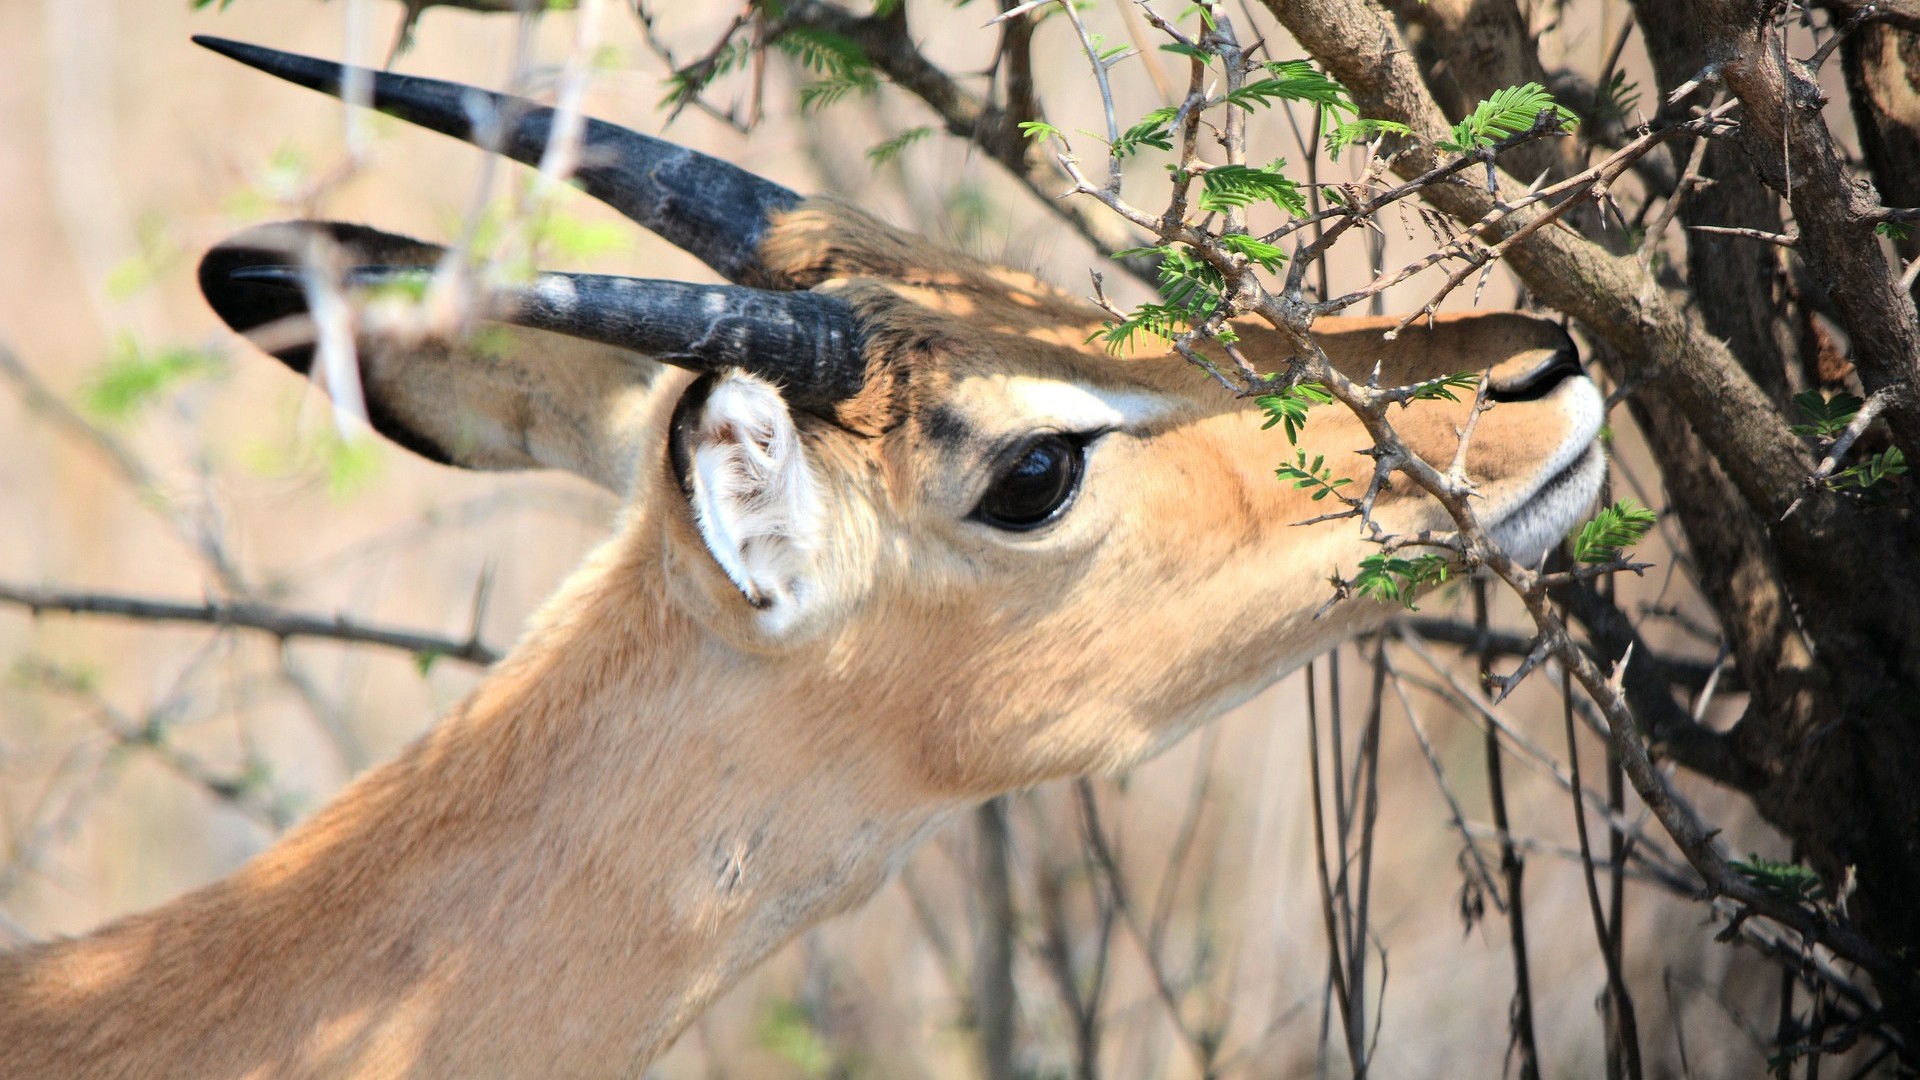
[1197,163,1306,216]
[1326,117,1412,159]
[1178,3,1217,29]
[1571,499,1657,564]
[1220,232,1285,271]
[775,27,871,77]
[1352,552,1451,609]
[1876,220,1913,241]
[661,40,752,107]
[1788,390,1864,439]
[1829,446,1908,491]
[1255,382,1333,444]
[1592,70,1642,126]
[1098,240,1251,353]
[758,999,832,1077]
[865,125,934,165]
[1227,61,1354,114]
[1159,42,1213,63]
[1018,120,1063,142]
[1096,302,1187,354]
[797,70,879,111]
[1113,106,1178,158]
[1731,855,1825,903]
[1275,449,1352,501]
[81,337,226,423]
[1407,370,1481,402]
[1436,82,1577,153]
[1154,247,1226,315]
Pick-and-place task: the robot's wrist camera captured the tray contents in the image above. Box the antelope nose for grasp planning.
[1487,339,1584,403]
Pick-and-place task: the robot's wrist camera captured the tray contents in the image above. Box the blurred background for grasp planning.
[0,1,1831,1076]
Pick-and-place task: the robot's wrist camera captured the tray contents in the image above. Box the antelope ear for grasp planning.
[199,221,667,492]
[675,371,824,627]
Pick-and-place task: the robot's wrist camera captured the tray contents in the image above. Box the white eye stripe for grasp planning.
[999,377,1168,431]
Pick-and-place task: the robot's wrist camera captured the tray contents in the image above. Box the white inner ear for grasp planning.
[686,371,823,622]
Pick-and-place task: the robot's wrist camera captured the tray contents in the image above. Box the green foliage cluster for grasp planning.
[1731,855,1826,904]
[1570,499,1657,564]
[1275,450,1351,501]
[790,27,881,112]
[1095,246,1237,353]
[1434,83,1577,153]
[1831,445,1908,490]
[1113,106,1179,158]
[1403,371,1482,403]
[1789,390,1864,438]
[1083,41,1574,354]
[866,125,934,165]
[1591,70,1643,127]
[1789,391,1909,492]
[1198,163,1306,216]
[1256,381,1334,443]
[1352,552,1451,607]
[82,337,226,424]
[669,25,877,115]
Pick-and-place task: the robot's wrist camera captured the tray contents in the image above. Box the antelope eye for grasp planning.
[976,434,1086,531]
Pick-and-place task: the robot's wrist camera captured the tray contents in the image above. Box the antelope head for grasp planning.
[194,37,1603,798]
[0,39,1609,1078]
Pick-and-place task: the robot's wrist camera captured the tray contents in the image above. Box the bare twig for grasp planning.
[1474,581,1541,1080]
[1562,665,1644,1080]
[0,583,500,666]
[1685,224,1800,246]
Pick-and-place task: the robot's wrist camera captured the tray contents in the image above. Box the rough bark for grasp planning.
[1842,22,1920,293]
[1633,0,1801,407]
[1697,1,1920,463]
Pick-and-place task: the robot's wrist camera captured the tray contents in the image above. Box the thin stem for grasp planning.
[1478,581,1542,1080]
[0,583,499,666]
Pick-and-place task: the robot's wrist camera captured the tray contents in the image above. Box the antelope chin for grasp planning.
[1486,376,1608,567]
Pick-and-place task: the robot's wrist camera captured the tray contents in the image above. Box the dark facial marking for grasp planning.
[919,405,974,450]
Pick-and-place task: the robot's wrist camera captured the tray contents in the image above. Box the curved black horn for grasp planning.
[201,222,866,412]
[192,36,802,290]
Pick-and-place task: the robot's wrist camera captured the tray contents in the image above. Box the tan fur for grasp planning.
[0,198,1599,1078]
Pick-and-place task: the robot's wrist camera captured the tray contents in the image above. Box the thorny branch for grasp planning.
[1029,0,1914,1007]
[636,0,1154,278]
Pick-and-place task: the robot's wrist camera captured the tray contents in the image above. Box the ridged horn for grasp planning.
[200,222,866,412]
[192,36,802,290]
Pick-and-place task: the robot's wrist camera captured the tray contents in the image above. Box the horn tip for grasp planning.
[193,35,333,89]
[192,35,255,61]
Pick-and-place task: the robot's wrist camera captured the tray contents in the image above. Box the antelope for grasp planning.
[0,37,1606,1079]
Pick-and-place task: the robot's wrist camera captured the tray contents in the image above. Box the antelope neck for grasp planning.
[0,533,946,1078]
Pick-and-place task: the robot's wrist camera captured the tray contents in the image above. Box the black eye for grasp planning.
[976,434,1086,531]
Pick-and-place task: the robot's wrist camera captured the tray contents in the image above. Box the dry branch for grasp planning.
[0,583,500,666]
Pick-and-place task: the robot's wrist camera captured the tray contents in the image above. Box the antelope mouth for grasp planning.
[1485,376,1608,566]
